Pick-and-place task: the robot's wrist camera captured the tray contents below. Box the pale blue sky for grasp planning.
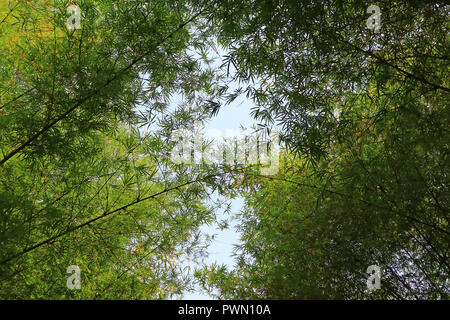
[139,42,260,299]
[180,43,260,299]
[183,95,257,299]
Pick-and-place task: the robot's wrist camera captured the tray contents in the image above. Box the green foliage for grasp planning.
[193,0,449,299]
[199,96,449,298]
[0,0,220,299]
[0,0,448,300]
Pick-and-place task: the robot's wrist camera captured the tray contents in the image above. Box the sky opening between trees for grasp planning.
[0,0,448,299]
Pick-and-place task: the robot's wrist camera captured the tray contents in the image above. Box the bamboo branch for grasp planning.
[0,9,204,166]
[0,173,214,266]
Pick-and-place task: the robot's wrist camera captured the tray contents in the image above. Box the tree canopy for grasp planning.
[0,0,448,299]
